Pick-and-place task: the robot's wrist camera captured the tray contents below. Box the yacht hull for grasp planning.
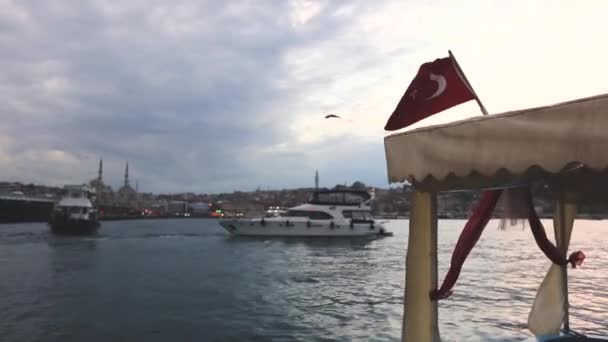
[49,216,100,236]
[219,219,390,237]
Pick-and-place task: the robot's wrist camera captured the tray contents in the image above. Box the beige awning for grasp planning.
[384,93,608,192]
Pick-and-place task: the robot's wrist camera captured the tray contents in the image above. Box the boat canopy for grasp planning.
[385,93,608,342]
[308,189,372,206]
[385,93,608,195]
[57,197,93,208]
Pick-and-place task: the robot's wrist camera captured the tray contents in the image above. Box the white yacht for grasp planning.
[219,189,392,237]
[49,185,100,235]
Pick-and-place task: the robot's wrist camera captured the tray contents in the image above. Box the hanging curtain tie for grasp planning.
[526,189,586,269]
[430,289,452,301]
[567,250,586,268]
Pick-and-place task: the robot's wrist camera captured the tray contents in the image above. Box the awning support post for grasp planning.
[528,193,577,335]
[554,194,577,331]
[403,191,439,342]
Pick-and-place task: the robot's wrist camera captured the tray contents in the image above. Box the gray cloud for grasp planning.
[0,0,393,192]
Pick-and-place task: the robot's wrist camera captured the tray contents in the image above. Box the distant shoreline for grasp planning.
[99,216,214,221]
[1,215,606,225]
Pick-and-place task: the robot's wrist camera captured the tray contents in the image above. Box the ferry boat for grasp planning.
[385,94,608,341]
[219,189,392,237]
[49,185,100,235]
[0,192,55,223]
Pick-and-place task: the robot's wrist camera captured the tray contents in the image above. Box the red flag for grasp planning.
[384,56,476,131]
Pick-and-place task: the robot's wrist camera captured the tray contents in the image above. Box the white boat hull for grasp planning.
[219,219,390,237]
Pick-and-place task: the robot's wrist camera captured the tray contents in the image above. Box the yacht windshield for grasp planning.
[309,190,371,205]
[284,210,333,220]
[343,210,374,222]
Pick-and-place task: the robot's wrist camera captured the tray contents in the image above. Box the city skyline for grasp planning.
[1,161,381,196]
[2,1,608,192]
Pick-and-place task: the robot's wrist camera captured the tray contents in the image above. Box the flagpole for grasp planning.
[448,50,488,116]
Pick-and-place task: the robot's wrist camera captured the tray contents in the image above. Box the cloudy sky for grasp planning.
[1,0,607,193]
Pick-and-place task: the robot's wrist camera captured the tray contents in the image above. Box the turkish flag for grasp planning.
[384,57,476,131]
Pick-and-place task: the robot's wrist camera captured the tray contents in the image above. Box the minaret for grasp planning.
[98,159,103,182]
[135,180,139,192]
[124,162,130,187]
[315,170,319,190]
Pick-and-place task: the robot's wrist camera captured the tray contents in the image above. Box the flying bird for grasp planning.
[324,114,341,119]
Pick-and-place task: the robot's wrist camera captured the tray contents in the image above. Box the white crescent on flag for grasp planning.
[426,73,447,100]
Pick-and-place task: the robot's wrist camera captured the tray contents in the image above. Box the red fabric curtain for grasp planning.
[431,189,503,300]
[526,190,585,268]
[432,187,585,301]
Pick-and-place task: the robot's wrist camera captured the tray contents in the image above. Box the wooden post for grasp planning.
[554,194,577,331]
[403,191,439,342]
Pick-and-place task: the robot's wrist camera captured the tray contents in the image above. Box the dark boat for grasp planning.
[49,185,100,235]
[0,193,55,223]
